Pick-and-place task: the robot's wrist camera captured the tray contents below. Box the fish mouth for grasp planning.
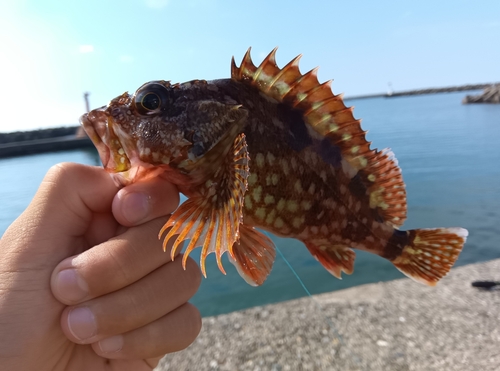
[80,108,131,174]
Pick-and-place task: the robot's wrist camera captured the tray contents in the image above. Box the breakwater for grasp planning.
[345,82,498,100]
[0,126,94,158]
[463,84,500,104]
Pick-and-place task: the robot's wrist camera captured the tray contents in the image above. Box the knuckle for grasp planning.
[181,303,203,343]
[44,162,76,186]
[103,240,137,285]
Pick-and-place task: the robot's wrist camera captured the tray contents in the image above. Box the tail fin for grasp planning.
[391,228,468,286]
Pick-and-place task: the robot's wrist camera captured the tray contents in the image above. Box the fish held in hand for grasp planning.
[80,48,467,287]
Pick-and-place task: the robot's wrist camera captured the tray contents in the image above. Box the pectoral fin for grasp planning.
[159,134,250,277]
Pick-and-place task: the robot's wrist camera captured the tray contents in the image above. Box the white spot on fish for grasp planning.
[308,183,316,195]
[277,198,286,211]
[271,173,279,185]
[292,216,305,228]
[294,180,303,193]
[252,186,262,203]
[328,122,338,132]
[265,175,272,186]
[301,200,312,210]
[255,153,265,168]
[342,133,352,141]
[264,194,275,205]
[255,207,266,220]
[355,201,361,212]
[274,217,284,229]
[272,117,284,129]
[248,173,258,186]
[265,209,276,225]
[278,160,288,177]
[245,195,253,210]
[286,200,299,213]
[266,152,276,165]
[341,159,357,178]
[319,171,327,182]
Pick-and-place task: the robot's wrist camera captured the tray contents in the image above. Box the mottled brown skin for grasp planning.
[85,78,396,272]
[210,80,397,255]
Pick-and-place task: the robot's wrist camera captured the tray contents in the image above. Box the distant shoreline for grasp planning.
[0,82,497,158]
[0,126,94,159]
[345,82,496,100]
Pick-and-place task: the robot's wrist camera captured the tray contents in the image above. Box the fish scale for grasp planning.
[81,48,468,287]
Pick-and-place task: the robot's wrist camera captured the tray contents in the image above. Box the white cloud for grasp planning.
[144,0,169,9]
[78,44,94,53]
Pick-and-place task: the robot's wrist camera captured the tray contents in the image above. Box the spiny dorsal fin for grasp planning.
[231,47,407,228]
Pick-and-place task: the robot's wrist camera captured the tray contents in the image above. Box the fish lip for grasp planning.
[80,110,110,169]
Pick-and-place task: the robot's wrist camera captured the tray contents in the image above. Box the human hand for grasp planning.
[0,163,201,371]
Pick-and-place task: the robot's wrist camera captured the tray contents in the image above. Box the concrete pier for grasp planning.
[0,126,94,158]
[157,259,500,371]
[0,135,94,158]
[463,84,500,104]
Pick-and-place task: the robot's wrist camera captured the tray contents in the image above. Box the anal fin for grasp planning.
[229,225,276,286]
[158,134,249,278]
[305,242,356,279]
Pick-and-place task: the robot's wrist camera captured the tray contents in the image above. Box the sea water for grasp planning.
[1,91,499,316]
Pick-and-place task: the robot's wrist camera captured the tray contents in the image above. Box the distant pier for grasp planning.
[345,82,498,100]
[0,126,94,159]
[463,84,500,104]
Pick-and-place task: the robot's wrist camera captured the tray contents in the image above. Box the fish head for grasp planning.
[81,80,247,187]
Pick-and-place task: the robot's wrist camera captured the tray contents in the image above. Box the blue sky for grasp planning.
[1,0,499,132]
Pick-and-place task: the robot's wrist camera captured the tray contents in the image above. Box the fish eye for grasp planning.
[133,82,171,115]
[141,92,161,111]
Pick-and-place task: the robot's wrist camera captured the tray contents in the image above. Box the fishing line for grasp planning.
[271,237,367,370]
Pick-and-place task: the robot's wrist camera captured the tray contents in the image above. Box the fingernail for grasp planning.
[122,192,150,224]
[99,335,124,353]
[55,269,89,302]
[68,307,97,341]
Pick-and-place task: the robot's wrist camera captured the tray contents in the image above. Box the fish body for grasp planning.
[81,48,467,286]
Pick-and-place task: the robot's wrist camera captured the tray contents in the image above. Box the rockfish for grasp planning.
[81,48,467,286]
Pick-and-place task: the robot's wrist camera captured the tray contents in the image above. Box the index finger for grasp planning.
[50,215,181,305]
[112,176,180,227]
